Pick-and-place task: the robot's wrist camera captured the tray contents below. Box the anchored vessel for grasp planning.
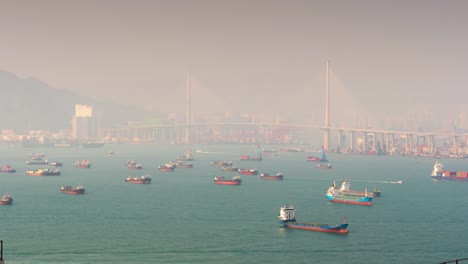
[60,185,85,194]
[316,163,332,169]
[211,161,232,167]
[159,164,174,172]
[74,160,91,168]
[240,145,263,161]
[431,160,468,180]
[339,180,381,197]
[260,172,284,180]
[0,165,16,173]
[326,182,372,206]
[278,205,348,234]
[175,161,193,168]
[26,159,49,165]
[221,166,239,172]
[127,160,143,169]
[50,162,63,167]
[125,175,152,184]
[26,168,61,176]
[0,194,13,205]
[214,175,242,185]
[238,168,258,175]
[307,146,328,162]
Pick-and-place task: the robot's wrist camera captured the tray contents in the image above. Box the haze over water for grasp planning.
[0,144,467,263]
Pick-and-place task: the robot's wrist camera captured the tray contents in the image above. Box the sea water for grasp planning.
[0,144,467,264]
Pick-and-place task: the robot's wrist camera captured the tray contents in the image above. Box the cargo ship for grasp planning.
[431,161,468,180]
[240,145,263,161]
[278,205,348,234]
[127,160,143,169]
[175,161,193,168]
[306,146,328,162]
[238,168,258,175]
[26,159,49,165]
[221,165,239,172]
[0,194,13,205]
[159,164,174,172]
[338,180,381,197]
[74,160,91,168]
[316,163,332,169]
[214,175,242,185]
[26,168,61,176]
[326,182,372,206]
[60,185,85,194]
[125,175,152,184]
[260,172,283,180]
[50,161,63,167]
[0,165,16,173]
[211,161,232,167]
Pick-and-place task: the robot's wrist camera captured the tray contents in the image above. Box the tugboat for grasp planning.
[0,165,16,173]
[60,185,85,194]
[125,175,152,184]
[214,175,242,185]
[26,168,61,176]
[0,194,13,205]
[260,172,284,180]
[238,168,258,175]
[326,182,372,206]
[127,160,143,169]
[278,205,348,234]
[74,160,91,168]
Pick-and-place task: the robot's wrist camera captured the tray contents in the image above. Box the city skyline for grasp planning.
[1,0,468,130]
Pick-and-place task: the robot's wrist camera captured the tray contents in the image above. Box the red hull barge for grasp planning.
[214,176,241,185]
[329,199,372,206]
[0,165,16,173]
[238,169,258,175]
[125,175,151,184]
[260,173,283,180]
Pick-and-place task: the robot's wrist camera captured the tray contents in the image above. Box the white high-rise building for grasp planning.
[72,104,98,139]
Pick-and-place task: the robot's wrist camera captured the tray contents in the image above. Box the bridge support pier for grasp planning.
[350,131,355,151]
[362,132,368,153]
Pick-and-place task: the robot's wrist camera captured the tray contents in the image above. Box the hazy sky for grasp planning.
[1,0,468,126]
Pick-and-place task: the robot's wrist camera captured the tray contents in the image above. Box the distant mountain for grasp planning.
[0,70,159,132]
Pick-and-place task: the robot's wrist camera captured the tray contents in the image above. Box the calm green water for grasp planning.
[0,144,467,264]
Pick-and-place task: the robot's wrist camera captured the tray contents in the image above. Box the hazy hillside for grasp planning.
[0,70,157,132]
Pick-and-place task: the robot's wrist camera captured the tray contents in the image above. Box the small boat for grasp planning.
[389,180,404,184]
[125,175,152,184]
[74,160,91,168]
[211,161,232,167]
[278,205,348,234]
[338,180,381,197]
[0,194,13,205]
[127,160,143,169]
[26,168,61,176]
[316,163,332,169]
[0,165,16,173]
[260,172,283,180]
[238,168,258,175]
[221,166,239,172]
[326,182,372,206]
[26,159,49,165]
[306,146,328,162]
[175,161,193,168]
[60,185,85,194]
[107,151,115,155]
[50,162,63,167]
[159,165,174,172]
[431,160,468,180]
[214,175,242,185]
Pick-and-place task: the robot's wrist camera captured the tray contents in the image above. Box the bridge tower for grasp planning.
[185,71,191,145]
[323,61,331,150]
